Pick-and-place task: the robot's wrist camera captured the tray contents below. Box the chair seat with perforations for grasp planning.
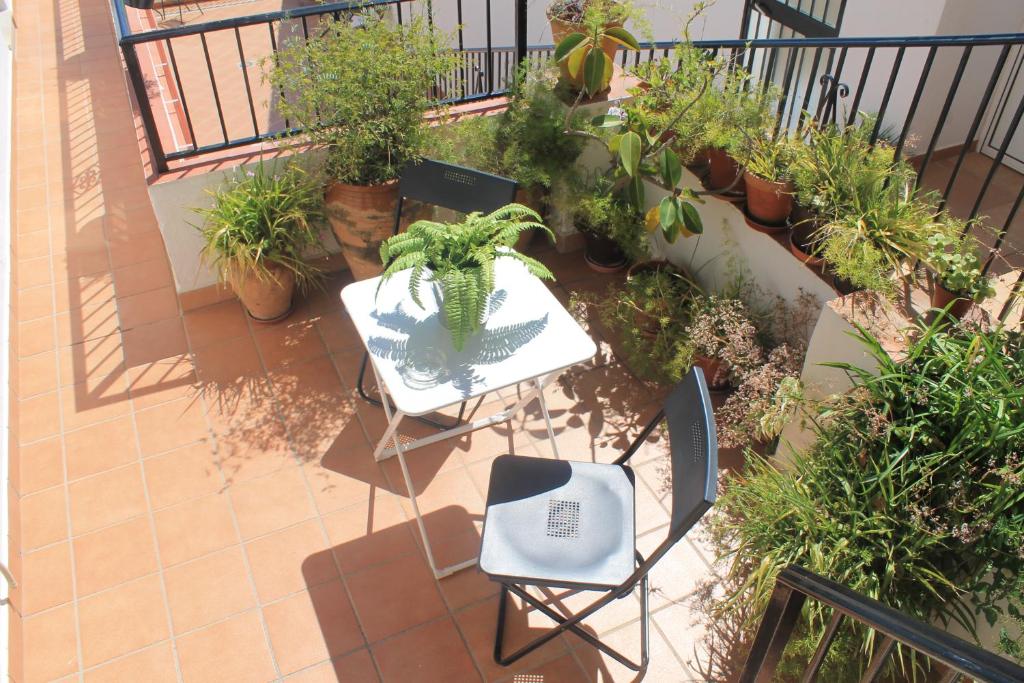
[479,455,636,589]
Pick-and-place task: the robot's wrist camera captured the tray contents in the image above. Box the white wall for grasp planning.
[0,0,14,678]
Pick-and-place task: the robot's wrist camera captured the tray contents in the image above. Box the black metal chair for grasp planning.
[478,367,718,672]
[355,159,519,429]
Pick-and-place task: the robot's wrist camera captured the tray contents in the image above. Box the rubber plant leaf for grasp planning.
[625,174,645,211]
[658,148,682,189]
[619,131,642,177]
[603,26,641,51]
[658,196,677,230]
[554,32,587,62]
[591,114,624,129]
[678,199,703,236]
[566,43,591,79]
[583,48,608,96]
[644,205,661,234]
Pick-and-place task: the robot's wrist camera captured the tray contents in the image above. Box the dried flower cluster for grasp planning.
[716,345,802,449]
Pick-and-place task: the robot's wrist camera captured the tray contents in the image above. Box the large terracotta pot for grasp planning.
[550,18,620,92]
[230,263,295,324]
[325,180,400,281]
[744,171,794,226]
[693,354,730,391]
[707,147,745,194]
[931,281,973,319]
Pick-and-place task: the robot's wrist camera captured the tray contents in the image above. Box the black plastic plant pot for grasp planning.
[580,229,627,273]
[124,0,156,10]
[830,270,863,295]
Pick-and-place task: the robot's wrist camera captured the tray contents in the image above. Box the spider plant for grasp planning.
[197,160,326,290]
[378,204,555,350]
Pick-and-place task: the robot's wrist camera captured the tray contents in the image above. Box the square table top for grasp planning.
[341,257,598,416]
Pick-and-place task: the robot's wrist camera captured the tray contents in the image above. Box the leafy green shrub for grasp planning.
[268,14,458,185]
[378,204,553,350]
[571,177,649,262]
[196,160,325,289]
[709,320,1024,675]
[925,218,995,301]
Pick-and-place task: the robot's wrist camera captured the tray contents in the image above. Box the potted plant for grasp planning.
[551,0,641,97]
[569,178,648,271]
[269,14,457,281]
[742,130,798,230]
[925,226,995,319]
[196,161,326,323]
[685,294,765,390]
[124,0,156,9]
[378,204,554,350]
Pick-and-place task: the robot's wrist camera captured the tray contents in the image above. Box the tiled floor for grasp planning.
[8,2,716,681]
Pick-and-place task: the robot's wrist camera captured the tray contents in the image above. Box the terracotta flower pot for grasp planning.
[789,207,826,269]
[706,147,745,195]
[325,180,400,281]
[931,281,973,319]
[229,263,295,324]
[744,171,794,226]
[693,354,730,391]
[788,230,826,269]
[550,18,620,92]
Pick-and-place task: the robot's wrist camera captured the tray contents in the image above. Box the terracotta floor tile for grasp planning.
[346,552,447,643]
[153,493,239,567]
[254,317,328,369]
[54,272,116,314]
[18,317,56,357]
[108,230,167,269]
[68,463,148,535]
[192,334,264,386]
[164,546,257,634]
[53,247,110,281]
[122,316,188,365]
[117,285,180,330]
[18,284,56,320]
[54,302,120,346]
[370,617,480,683]
[245,518,338,604]
[513,653,589,682]
[57,334,127,387]
[321,493,419,576]
[302,438,390,516]
[176,610,279,683]
[183,299,251,349]
[263,579,365,675]
[229,466,316,540]
[144,441,223,509]
[17,437,65,495]
[18,390,61,444]
[16,541,74,615]
[17,349,59,397]
[73,516,159,596]
[286,649,379,682]
[64,414,138,480]
[18,255,54,289]
[314,310,363,354]
[126,352,197,410]
[59,377,131,431]
[437,565,499,613]
[454,597,566,682]
[18,229,51,261]
[78,574,169,669]
[134,396,209,456]
[21,604,79,682]
[112,257,174,298]
[83,642,177,683]
[205,383,295,485]
[20,484,68,551]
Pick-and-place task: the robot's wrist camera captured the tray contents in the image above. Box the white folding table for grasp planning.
[341,258,598,578]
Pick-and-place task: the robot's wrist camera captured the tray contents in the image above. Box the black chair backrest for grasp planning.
[663,367,718,541]
[396,159,518,219]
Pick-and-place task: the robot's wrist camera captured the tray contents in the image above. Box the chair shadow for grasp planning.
[300,504,630,681]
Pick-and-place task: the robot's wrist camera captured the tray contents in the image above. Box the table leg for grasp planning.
[535,375,561,459]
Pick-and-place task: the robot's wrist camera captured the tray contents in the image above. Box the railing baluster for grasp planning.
[967,84,1024,221]
[267,21,290,130]
[165,38,197,150]
[200,32,229,145]
[797,46,824,130]
[998,270,1024,323]
[300,14,309,40]
[800,610,844,683]
[869,46,904,143]
[485,0,493,94]
[234,27,260,137]
[738,584,808,683]
[847,46,875,126]
[982,180,1024,274]
[893,45,936,160]
[942,44,1012,208]
[859,636,897,683]
[774,46,800,137]
[915,45,971,188]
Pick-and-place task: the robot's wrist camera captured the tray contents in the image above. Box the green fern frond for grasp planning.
[508,252,554,281]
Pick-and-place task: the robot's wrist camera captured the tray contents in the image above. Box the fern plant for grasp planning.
[378,204,555,351]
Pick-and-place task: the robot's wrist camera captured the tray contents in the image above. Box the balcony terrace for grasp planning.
[5,0,1024,681]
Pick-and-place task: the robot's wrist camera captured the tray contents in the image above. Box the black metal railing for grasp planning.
[739,565,1024,682]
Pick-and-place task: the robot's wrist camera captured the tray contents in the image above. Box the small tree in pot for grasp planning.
[268,14,457,281]
[549,0,642,97]
[196,161,326,323]
[378,204,554,351]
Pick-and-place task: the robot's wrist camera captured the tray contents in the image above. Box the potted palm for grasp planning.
[378,204,555,351]
[742,130,797,230]
[269,14,457,281]
[925,227,995,319]
[196,161,325,323]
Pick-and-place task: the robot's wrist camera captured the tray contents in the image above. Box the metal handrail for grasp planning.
[739,565,1024,683]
